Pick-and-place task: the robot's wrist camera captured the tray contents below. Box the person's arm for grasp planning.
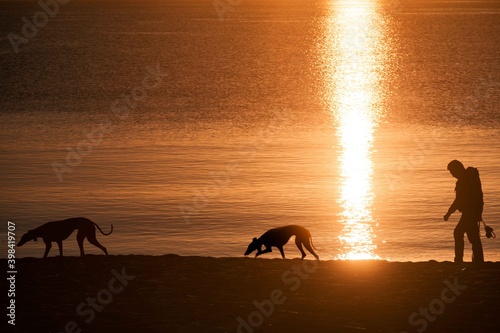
[444,181,462,221]
[444,200,457,221]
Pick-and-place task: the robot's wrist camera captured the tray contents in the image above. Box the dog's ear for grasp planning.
[252,237,257,242]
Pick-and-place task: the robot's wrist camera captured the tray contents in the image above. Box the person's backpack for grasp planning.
[464,167,484,216]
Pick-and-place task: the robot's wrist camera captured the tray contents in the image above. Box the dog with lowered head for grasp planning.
[245,225,319,260]
[17,217,113,258]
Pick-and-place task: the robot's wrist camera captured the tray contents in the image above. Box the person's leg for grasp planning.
[454,219,466,263]
[466,222,484,263]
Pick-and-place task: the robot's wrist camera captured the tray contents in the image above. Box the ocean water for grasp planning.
[1,0,499,261]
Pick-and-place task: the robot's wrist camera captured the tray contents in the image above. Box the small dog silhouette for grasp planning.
[244,225,319,259]
[17,217,113,258]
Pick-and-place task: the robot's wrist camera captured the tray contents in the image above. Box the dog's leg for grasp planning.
[56,241,63,256]
[43,240,52,258]
[85,227,108,255]
[256,247,272,257]
[303,241,319,260]
[277,246,286,259]
[77,231,86,256]
[82,224,109,255]
[295,238,306,259]
[88,237,108,255]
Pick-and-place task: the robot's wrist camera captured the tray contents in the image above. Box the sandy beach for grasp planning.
[2,255,499,333]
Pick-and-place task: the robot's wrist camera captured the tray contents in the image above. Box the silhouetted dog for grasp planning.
[17,217,113,258]
[244,225,319,259]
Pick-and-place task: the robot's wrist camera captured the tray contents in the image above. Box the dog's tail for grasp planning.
[309,232,317,250]
[93,222,113,236]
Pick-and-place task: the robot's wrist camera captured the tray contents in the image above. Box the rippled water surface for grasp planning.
[1,0,499,261]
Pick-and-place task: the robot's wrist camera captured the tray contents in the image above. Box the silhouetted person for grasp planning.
[443,160,484,263]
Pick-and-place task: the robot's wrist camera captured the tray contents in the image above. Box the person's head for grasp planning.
[447,160,465,179]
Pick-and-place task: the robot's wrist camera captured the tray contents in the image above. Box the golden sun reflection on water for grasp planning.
[324,1,386,260]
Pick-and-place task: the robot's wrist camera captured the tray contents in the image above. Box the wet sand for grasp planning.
[2,255,500,333]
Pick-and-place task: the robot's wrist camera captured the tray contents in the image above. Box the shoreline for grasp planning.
[7,252,500,263]
[3,255,500,333]
[7,253,500,262]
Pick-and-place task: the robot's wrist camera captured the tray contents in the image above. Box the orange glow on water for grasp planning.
[324,1,386,260]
